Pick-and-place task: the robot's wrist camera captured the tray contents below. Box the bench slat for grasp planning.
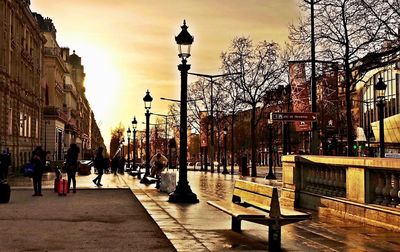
[207,200,266,218]
[235,180,275,197]
[280,208,311,218]
[234,188,272,211]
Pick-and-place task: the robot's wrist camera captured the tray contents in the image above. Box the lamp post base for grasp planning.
[221,168,229,175]
[265,171,276,180]
[140,176,155,184]
[168,182,199,203]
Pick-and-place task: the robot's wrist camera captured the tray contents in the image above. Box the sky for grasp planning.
[30,0,301,149]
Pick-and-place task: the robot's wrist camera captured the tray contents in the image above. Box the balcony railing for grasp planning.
[43,47,62,58]
[43,106,68,122]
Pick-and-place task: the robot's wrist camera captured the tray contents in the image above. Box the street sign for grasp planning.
[270,112,317,122]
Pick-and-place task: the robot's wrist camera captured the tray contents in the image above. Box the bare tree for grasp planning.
[188,78,227,171]
[361,0,400,41]
[220,73,245,173]
[221,37,286,177]
[109,123,125,158]
[289,0,386,156]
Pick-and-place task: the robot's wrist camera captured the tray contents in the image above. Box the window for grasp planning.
[28,115,31,138]
[19,112,24,136]
[35,119,38,139]
[7,108,12,135]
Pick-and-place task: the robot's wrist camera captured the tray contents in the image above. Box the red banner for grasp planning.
[289,62,312,132]
[200,112,208,147]
[317,62,339,133]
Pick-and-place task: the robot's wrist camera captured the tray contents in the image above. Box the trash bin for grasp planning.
[241,156,249,176]
[0,182,10,203]
[78,160,92,175]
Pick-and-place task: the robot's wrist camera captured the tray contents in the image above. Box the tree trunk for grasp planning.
[251,106,257,177]
[231,114,235,174]
[345,60,353,156]
[343,6,353,157]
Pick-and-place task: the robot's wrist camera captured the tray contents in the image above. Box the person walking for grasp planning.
[118,156,126,174]
[111,155,119,175]
[65,143,80,193]
[31,146,45,196]
[93,147,105,186]
[0,149,11,182]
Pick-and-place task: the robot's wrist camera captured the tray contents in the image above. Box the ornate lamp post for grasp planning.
[222,126,229,174]
[127,127,131,169]
[169,20,198,203]
[141,90,153,184]
[132,116,139,177]
[375,77,387,158]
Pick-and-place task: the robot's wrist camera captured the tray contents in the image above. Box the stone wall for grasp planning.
[282,155,400,231]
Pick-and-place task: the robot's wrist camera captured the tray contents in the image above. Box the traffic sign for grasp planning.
[270,112,317,122]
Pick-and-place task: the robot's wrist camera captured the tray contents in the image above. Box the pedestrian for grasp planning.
[150,152,168,178]
[0,149,11,182]
[118,155,126,174]
[65,143,80,193]
[111,155,119,175]
[31,146,45,196]
[92,147,105,186]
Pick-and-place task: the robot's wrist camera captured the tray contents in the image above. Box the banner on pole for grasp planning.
[289,62,312,132]
[200,111,208,147]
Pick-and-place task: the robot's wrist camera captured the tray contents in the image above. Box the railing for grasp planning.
[43,47,62,58]
[281,155,400,231]
[43,106,68,122]
[282,155,400,208]
[371,170,400,207]
[303,165,346,197]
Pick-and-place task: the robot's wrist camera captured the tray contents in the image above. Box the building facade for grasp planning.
[354,45,400,156]
[0,0,44,171]
[0,1,105,173]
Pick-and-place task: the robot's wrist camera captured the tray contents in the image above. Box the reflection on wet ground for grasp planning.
[8,168,400,251]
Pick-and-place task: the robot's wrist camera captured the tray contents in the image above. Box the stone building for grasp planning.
[90,111,105,159]
[33,13,68,161]
[0,0,45,171]
[66,50,92,159]
[34,13,98,161]
[351,44,400,156]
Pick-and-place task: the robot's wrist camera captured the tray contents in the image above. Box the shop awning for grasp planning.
[371,113,400,143]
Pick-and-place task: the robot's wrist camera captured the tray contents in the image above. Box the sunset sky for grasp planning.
[30,0,301,148]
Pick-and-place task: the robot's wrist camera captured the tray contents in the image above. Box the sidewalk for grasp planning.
[3,174,175,252]
[7,169,400,251]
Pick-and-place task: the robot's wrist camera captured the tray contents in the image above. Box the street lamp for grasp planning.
[132,116,139,177]
[169,20,198,203]
[127,127,131,169]
[265,119,276,179]
[141,90,153,184]
[222,126,229,174]
[375,77,386,158]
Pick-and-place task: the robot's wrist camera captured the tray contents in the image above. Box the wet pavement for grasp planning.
[7,167,400,251]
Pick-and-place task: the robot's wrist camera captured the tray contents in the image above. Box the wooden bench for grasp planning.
[207,180,311,250]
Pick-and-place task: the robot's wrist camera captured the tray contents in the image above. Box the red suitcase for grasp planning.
[57,179,68,196]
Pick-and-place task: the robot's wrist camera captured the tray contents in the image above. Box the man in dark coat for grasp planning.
[0,149,11,181]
